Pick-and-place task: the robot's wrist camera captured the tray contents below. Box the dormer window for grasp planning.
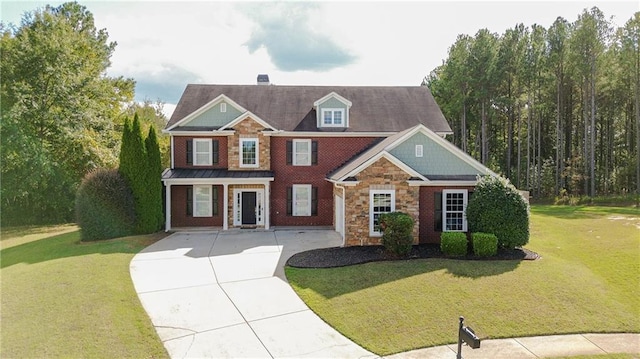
[322,109,344,127]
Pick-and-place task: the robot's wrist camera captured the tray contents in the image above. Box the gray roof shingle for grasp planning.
[166,85,452,133]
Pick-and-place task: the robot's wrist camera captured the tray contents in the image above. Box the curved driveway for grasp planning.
[130,230,376,359]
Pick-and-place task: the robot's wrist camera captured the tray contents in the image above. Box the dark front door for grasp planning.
[241,192,257,225]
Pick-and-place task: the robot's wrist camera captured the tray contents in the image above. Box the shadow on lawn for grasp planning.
[0,230,165,269]
[286,248,525,299]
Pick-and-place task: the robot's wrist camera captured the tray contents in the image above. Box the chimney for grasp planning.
[257,74,270,86]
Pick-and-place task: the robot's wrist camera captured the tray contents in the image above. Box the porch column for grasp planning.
[264,181,270,230]
[223,183,229,230]
[165,184,171,231]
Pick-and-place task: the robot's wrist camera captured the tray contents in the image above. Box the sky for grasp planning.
[1,1,638,118]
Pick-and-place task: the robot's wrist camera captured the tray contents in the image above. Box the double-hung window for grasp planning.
[322,108,344,126]
[240,138,258,168]
[369,190,395,236]
[193,185,212,217]
[443,189,468,231]
[193,139,212,166]
[292,184,312,216]
[293,139,311,166]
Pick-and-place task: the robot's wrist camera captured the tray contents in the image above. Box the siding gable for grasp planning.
[182,101,243,128]
[389,132,482,176]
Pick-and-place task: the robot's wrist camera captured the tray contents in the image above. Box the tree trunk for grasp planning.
[481,100,488,165]
[590,59,596,197]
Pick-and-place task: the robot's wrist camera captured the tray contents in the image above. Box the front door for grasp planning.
[241,191,257,225]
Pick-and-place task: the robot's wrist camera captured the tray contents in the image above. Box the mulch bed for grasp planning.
[286,244,540,269]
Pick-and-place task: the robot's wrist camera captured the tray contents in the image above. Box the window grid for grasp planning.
[293,185,311,216]
[293,139,311,166]
[194,185,212,217]
[443,190,467,231]
[240,138,258,167]
[370,190,395,236]
[321,109,345,127]
[193,139,212,166]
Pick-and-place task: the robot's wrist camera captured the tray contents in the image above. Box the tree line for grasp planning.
[425,8,639,199]
[0,2,168,225]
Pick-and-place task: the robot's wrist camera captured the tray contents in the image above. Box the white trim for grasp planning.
[220,102,227,113]
[407,180,479,187]
[162,130,236,136]
[338,151,426,182]
[320,108,345,127]
[219,111,277,131]
[292,139,311,166]
[265,131,396,137]
[193,185,213,217]
[233,188,265,226]
[415,144,423,157]
[313,91,353,107]
[166,94,247,131]
[369,189,395,236]
[163,178,274,186]
[193,138,213,166]
[292,184,312,216]
[223,184,229,230]
[443,189,468,232]
[165,184,172,231]
[239,138,259,168]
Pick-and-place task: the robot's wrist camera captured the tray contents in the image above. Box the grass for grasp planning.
[0,225,168,358]
[286,205,640,356]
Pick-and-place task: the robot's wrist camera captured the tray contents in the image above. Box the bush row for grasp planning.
[440,232,498,257]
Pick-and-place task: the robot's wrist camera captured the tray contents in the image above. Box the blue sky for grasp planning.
[2,1,637,118]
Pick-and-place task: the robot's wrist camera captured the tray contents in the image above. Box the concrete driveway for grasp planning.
[130,230,376,359]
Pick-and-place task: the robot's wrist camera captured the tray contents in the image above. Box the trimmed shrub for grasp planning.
[466,175,530,249]
[472,232,498,257]
[145,126,164,232]
[75,168,135,241]
[440,232,468,257]
[380,212,414,257]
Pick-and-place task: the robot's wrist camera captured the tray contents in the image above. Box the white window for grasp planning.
[194,185,212,217]
[415,144,423,157]
[369,190,395,236]
[240,138,258,168]
[321,108,345,127]
[443,189,468,232]
[293,139,311,166]
[220,102,227,112]
[193,139,212,166]
[293,184,312,216]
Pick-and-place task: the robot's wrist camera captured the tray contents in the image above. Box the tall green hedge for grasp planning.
[75,168,135,241]
[118,114,163,234]
[466,175,529,249]
[380,212,414,257]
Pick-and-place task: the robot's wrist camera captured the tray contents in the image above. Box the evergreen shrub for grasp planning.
[466,175,529,249]
[75,168,135,241]
[472,232,498,257]
[440,232,468,256]
[380,212,414,257]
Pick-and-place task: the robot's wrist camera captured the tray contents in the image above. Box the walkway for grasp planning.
[131,230,639,358]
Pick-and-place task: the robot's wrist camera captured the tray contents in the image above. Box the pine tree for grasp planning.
[145,126,164,231]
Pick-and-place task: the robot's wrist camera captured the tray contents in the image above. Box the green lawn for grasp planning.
[286,205,640,356]
[1,225,168,358]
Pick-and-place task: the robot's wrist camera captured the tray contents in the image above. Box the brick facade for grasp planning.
[419,186,475,243]
[269,136,379,226]
[342,157,420,246]
[170,185,223,228]
[173,136,228,169]
[228,118,270,171]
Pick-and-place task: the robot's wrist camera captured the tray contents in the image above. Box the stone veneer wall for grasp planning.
[343,157,419,246]
[228,118,270,170]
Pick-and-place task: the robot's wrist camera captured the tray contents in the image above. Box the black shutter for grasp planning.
[212,140,219,165]
[286,140,292,165]
[311,141,318,165]
[434,192,442,232]
[311,186,318,215]
[186,187,193,216]
[286,187,293,215]
[186,139,193,165]
[212,186,219,216]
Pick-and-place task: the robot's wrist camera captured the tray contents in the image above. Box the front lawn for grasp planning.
[286,205,640,356]
[0,226,168,358]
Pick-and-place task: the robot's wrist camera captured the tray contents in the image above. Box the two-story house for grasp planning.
[161,78,495,246]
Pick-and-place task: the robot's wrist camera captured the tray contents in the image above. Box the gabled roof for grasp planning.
[313,91,352,108]
[166,93,246,131]
[328,124,495,183]
[166,85,452,133]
